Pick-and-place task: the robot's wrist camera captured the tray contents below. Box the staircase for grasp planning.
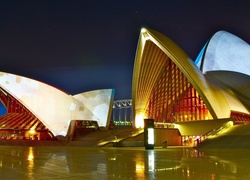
[97,128,144,147]
[198,123,250,149]
[67,128,138,147]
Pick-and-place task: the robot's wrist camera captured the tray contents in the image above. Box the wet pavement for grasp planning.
[0,146,250,179]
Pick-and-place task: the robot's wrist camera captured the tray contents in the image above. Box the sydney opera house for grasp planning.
[0,27,250,147]
[132,28,250,147]
[0,72,114,141]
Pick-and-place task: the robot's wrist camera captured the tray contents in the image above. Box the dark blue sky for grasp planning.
[1,0,250,100]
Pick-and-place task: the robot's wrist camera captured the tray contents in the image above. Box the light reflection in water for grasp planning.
[148,150,155,172]
[28,147,34,161]
[27,147,34,179]
[0,147,249,179]
[187,168,190,177]
[136,162,144,173]
[134,151,145,178]
[97,163,107,175]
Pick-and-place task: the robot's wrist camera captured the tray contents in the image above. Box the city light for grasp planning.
[135,114,144,128]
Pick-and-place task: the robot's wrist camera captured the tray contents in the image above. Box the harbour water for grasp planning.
[0,146,249,179]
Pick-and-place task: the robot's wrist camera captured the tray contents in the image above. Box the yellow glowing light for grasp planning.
[28,147,34,161]
[135,114,144,128]
[28,154,34,161]
[136,163,145,173]
[29,129,35,134]
[228,121,233,126]
[141,28,147,33]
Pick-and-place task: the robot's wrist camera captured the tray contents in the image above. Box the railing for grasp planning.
[196,121,233,146]
[97,128,144,147]
[204,121,232,138]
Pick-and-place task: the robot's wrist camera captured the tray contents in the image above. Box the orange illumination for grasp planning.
[136,163,144,170]
[28,147,34,161]
[29,129,35,134]
[136,163,145,173]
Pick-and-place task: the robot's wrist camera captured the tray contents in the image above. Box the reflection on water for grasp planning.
[148,151,155,172]
[0,146,250,179]
[97,163,107,175]
[27,147,34,179]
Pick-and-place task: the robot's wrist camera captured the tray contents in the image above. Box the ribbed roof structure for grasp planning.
[0,72,114,136]
[132,28,250,127]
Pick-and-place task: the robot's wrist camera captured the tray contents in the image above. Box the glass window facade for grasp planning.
[146,52,212,123]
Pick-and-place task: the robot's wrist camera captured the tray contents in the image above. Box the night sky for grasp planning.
[1,0,250,100]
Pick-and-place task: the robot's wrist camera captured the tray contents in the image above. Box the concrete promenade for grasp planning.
[0,145,188,180]
[1,145,250,179]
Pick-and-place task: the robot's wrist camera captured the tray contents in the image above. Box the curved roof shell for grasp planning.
[205,71,250,112]
[198,31,250,76]
[132,28,231,120]
[0,72,114,136]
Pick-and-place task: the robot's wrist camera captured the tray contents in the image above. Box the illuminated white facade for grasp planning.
[195,30,250,114]
[0,72,114,136]
[195,31,250,76]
